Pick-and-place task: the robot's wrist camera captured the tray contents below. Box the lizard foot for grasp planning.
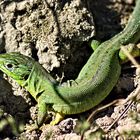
[50,112,64,125]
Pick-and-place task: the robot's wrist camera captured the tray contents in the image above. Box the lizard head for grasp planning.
[0,52,34,84]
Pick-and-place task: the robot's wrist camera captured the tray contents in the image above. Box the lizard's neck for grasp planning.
[24,62,57,100]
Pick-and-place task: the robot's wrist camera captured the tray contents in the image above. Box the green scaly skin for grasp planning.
[0,0,140,127]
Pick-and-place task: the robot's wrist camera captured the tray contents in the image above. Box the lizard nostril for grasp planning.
[24,74,29,80]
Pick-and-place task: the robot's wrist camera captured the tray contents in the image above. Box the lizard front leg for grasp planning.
[25,98,47,131]
[38,98,64,126]
[37,98,47,127]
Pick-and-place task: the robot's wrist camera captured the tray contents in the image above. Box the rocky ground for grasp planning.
[0,0,140,139]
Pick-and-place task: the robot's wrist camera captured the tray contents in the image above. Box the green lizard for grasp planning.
[0,0,140,128]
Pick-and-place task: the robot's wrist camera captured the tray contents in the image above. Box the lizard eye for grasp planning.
[5,63,14,71]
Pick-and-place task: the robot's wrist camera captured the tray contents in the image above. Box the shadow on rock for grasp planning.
[0,77,30,138]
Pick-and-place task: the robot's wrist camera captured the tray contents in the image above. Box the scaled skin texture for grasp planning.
[0,0,140,127]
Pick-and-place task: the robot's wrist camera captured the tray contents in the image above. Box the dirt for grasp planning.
[0,0,140,139]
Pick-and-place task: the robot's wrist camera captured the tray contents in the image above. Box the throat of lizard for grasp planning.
[23,62,57,100]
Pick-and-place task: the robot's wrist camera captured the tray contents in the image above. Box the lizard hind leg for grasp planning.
[119,44,140,63]
[89,39,101,51]
[50,112,64,125]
